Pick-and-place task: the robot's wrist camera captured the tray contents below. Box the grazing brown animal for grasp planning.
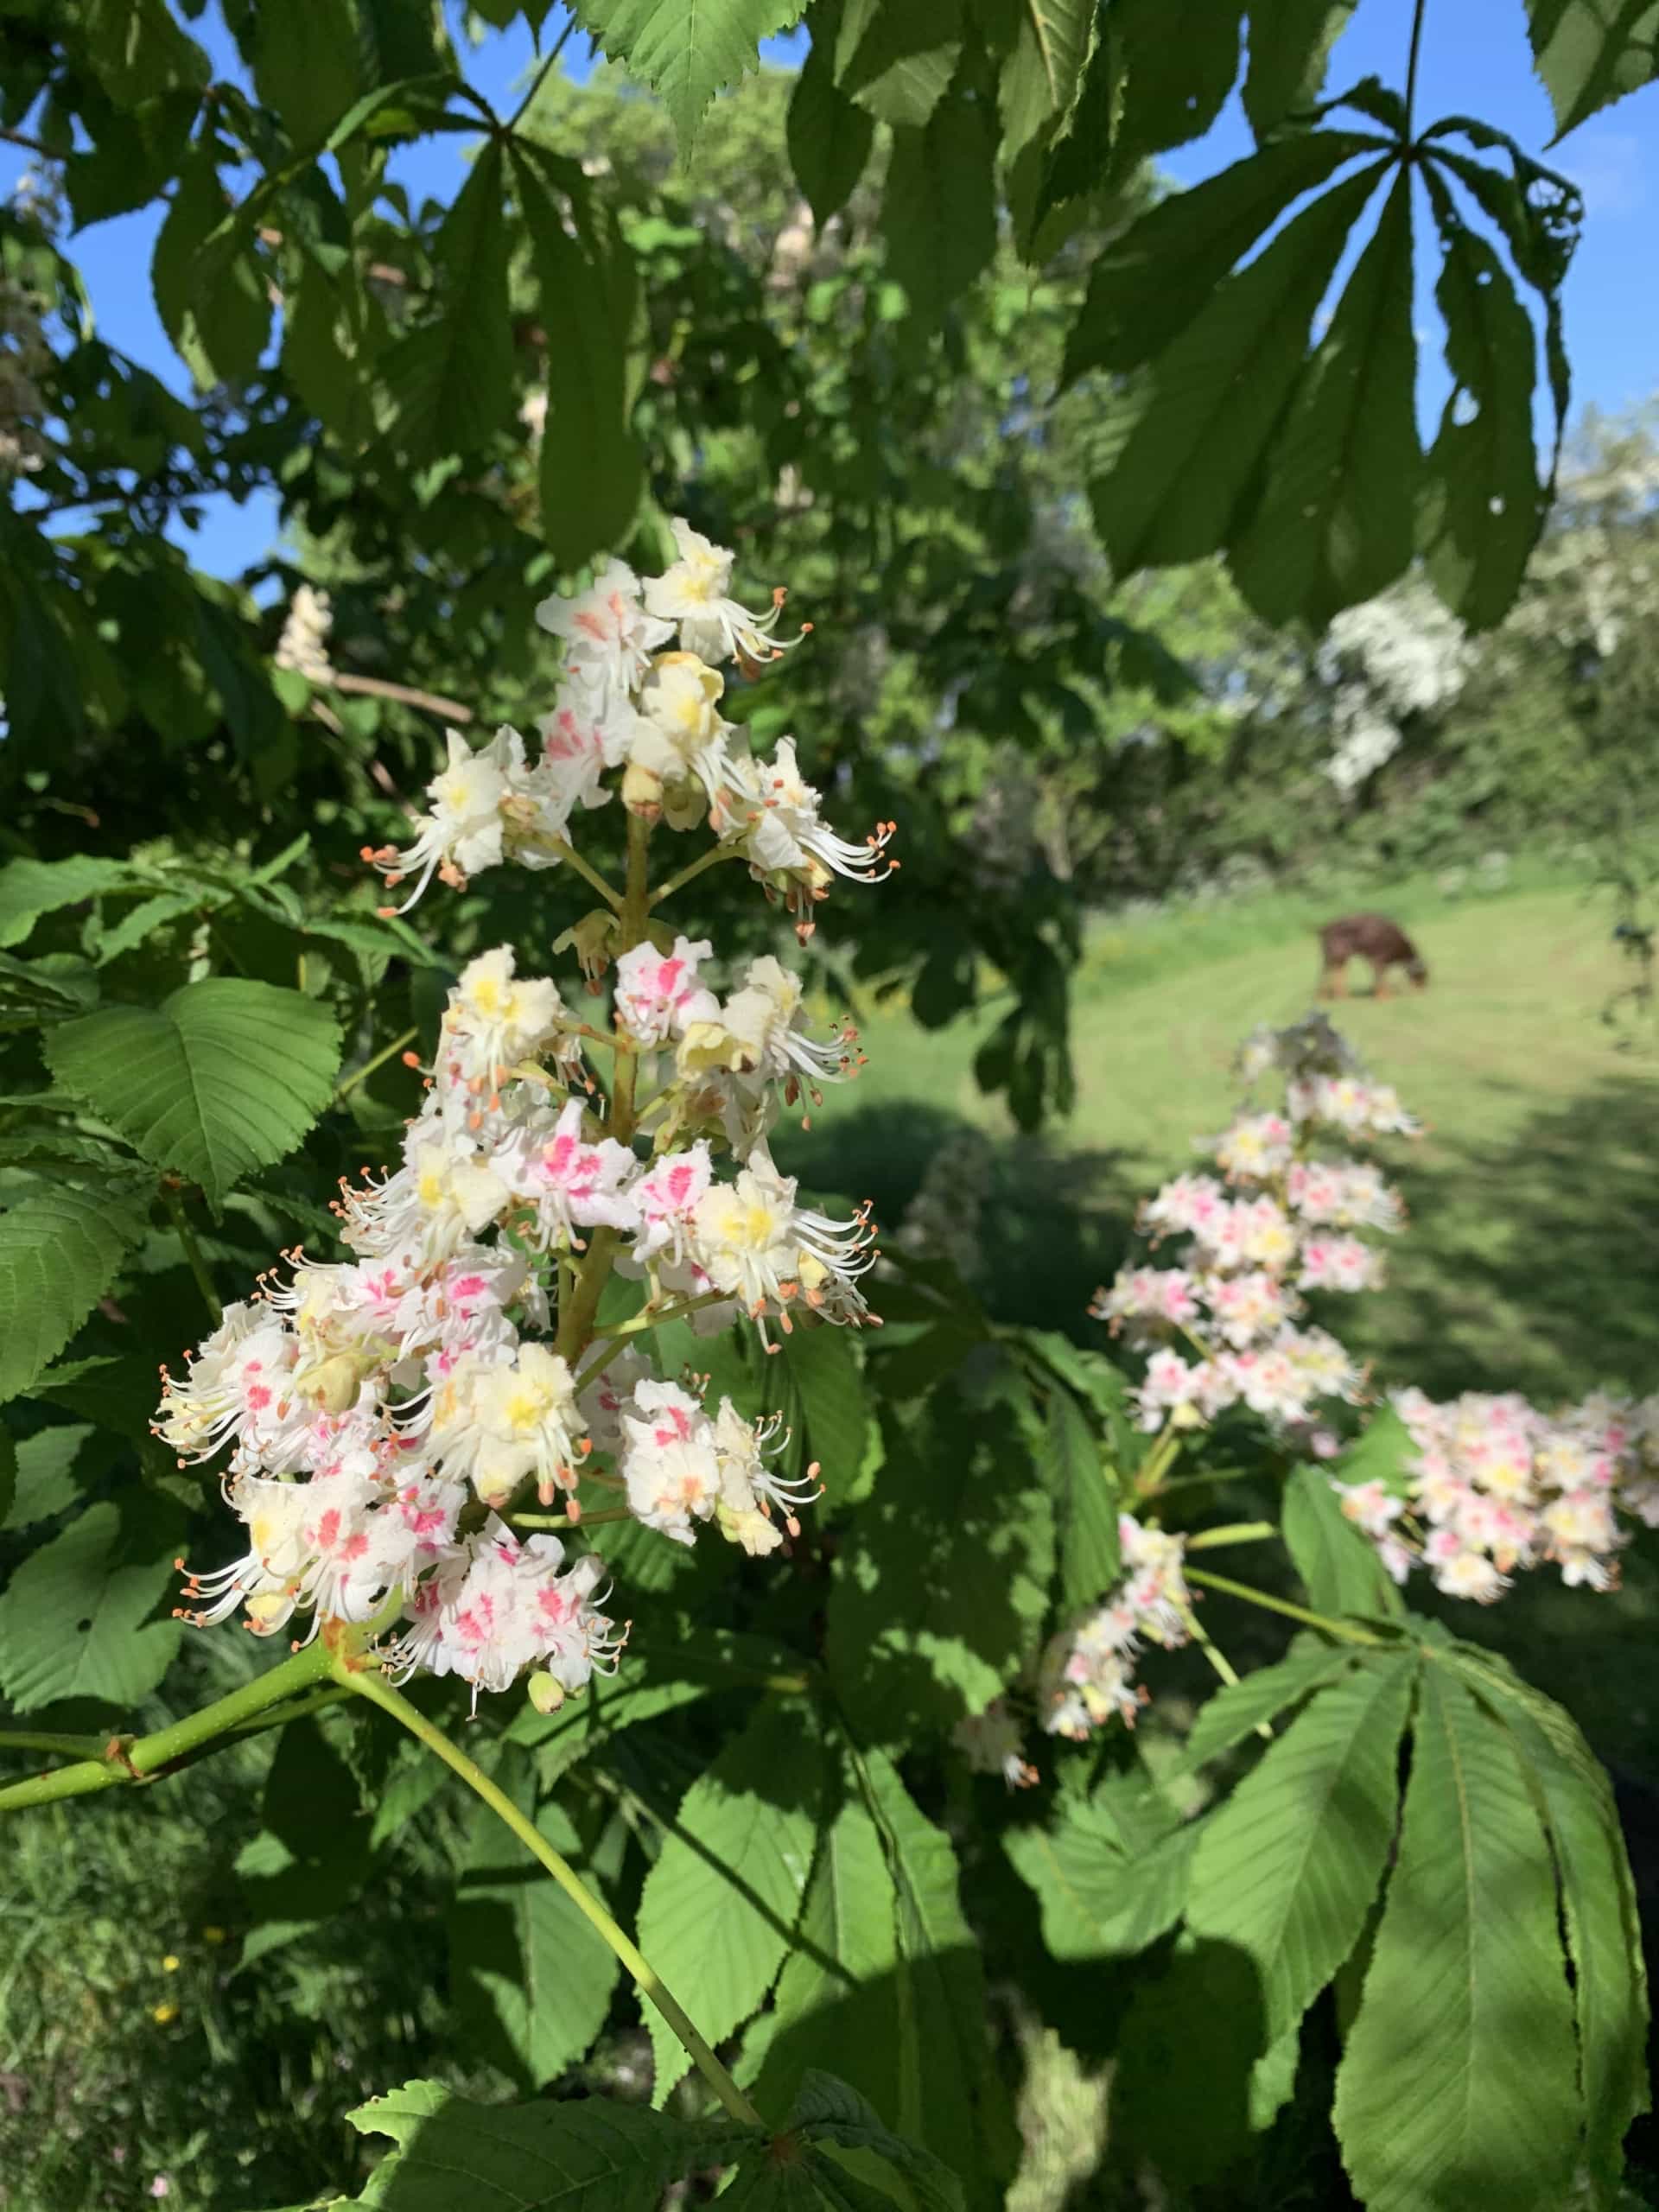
[1318,913,1429,999]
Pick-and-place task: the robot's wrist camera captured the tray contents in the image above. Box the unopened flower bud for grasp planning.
[622,759,664,818]
[527,1669,566,1715]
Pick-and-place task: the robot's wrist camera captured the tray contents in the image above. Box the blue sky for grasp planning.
[3,1,1654,582]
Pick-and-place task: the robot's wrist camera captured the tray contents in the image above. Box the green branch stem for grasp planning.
[0,1638,335,1814]
[509,1504,635,1531]
[335,1024,419,1101]
[585,1287,730,1345]
[1185,1521,1278,1552]
[1185,1565,1389,1646]
[162,1182,222,1325]
[1175,1597,1273,1740]
[650,842,740,908]
[548,838,624,912]
[337,1658,763,2127]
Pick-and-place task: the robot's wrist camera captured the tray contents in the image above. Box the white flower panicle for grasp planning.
[159,541,890,1707]
[366,531,895,940]
[1093,1018,1414,1440]
[274,584,336,684]
[1039,1517,1192,1741]
[1332,1387,1659,1603]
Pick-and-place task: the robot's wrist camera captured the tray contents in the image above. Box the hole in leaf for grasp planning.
[77,1618,92,1633]
[1452,390,1479,426]
[1489,494,1506,516]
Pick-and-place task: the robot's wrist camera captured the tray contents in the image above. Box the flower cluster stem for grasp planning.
[1185,1522,1277,1552]
[162,1183,222,1325]
[337,1657,764,2127]
[1185,1565,1389,1646]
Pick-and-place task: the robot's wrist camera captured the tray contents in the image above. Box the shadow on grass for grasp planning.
[780,1071,1659,1395]
[1369,1069,1659,1400]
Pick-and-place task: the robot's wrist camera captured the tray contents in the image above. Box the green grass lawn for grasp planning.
[785,878,1659,1404]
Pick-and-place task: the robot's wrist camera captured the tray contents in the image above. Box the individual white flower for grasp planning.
[711,1397,818,1553]
[713,740,895,937]
[627,1143,715,1267]
[467,1341,587,1507]
[643,518,805,668]
[619,1379,721,1545]
[612,936,719,1047]
[682,954,860,1105]
[153,1305,304,1471]
[626,652,733,823]
[366,728,574,911]
[441,946,569,1094]
[499,1096,640,1249]
[690,1149,875,1329]
[537,676,641,811]
[536,558,671,704]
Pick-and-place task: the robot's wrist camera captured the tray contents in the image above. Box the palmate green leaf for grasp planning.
[1242,0,1358,135]
[0,1185,148,1404]
[1041,1380,1120,1612]
[788,11,876,226]
[0,854,139,949]
[1523,0,1659,137]
[788,2070,964,2212]
[79,0,208,109]
[1183,1632,1361,1766]
[3,1422,116,1532]
[754,1752,1008,2206]
[835,0,963,127]
[252,0,365,149]
[777,1324,868,1506]
[346,2079,764,2210]
[46,977,341,1207]
[448,1747,620,2088]
[994,0,1093,241]
[573,0,806,155]
[827,1392,1053,1741]
[1064,128,1382,385]
[513,148,645,569]
[1230,169,1418,626]
[1281,1459,1407,1621]
[759,1782,911,2122]
[1107,0,1245,171]
[828,1749,1014,2202]
[1418,170,1548,628]
[1187,1650,1416,2044]
[0,1495,185,1712]
[1004,1772,1195,1961]
[637,1700,829,2101]
[1448,1647,1650,2186]
[881,86,998,332]
[1089,161,1384,581]
[1333,1663,1581,2212]
[383,140,513,462]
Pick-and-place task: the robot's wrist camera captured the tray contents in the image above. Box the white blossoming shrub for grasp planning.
[155,531,892,1711]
